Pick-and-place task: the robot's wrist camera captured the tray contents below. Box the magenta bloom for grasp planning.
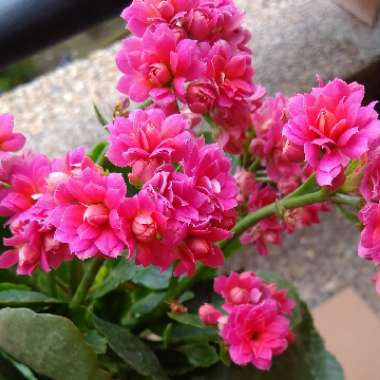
[116,24,206,104]
[221,301,290,370]
[122,0,246,46]
[0,207,71,275]
[207,40,254,108]
[283,79,380,187]
[250,95,302,190]
[182,138,238,227]
[360,144,380,202]
[48,147,95,192]
[0,113,26,154]
[198,303,222,326]
[51,167,127,260]
[107,109,190,185]
[121,189,173,270]
[214,272,265,308]
[358,202,380,262]
[0,152,51,218]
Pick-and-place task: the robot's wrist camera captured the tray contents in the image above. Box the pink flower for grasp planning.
[185,79,218,114]
[207,40,254,108]
[121,0,197,37]
[48,147,95,192]
[234,168,256,205]
[283,78,380,187]
[0,152,51,218]
[122,0,248,47]
[50,167,127,260]
[106,109,190,185]
[121,189,173,270]
[182,138,238,226]
[116,24,206,104]
[220,301,290,370]
[358,202,380,262]
[198,303,223,326]
[0,113,26,154]
[214,272,265,308]
[0,207,71,275]
[360,144,380,202]
[250,95,302,190]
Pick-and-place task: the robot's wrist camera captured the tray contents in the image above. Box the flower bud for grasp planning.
[186,80,217,114]
[132,213,157,243]
[83,204,109,226]
[230,286,250,304]
[199,303,222,326]
[148,63,172,86]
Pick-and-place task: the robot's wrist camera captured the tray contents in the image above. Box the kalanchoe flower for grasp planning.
[358,202,380,263]
[198,303,223,326]
[0,206,71,275]
[0,114,26,155]
[200,272,295,371]
[120,189,173,270]
[207,40,254,108]
[221,301,290,370]
[360,143,380,202]
[122,0,248,48]
[250,94,302,192]
[0,152,52,218]
[106,109,190,186]
[50,167,128,260]
[47,147,95,192]
[283,78,380,188]
[185,79,218,114]
[116,23,206,104]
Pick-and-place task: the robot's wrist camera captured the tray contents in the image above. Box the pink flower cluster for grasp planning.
[235,169,327,255]
[107,109,237,275]
[283,78,380,189]
[117,0,257,154]
[0,110,237,277]
[198,272,294,370]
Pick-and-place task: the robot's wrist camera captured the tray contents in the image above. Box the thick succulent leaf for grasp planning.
[0,308,110,380]
[178,343,219,368]
[92,258,172,298]
[0,290,63,307]
[93,315,169,380]
[130,292,166,317]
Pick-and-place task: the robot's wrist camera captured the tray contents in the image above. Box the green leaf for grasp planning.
[0,308,110,380]
[89,141,108,164]
[130,292,166,317]
[0,282,31,291]
[178,343,219,368]
[93,315,169,380]
[168,313,204,328]
[92,258,172,298]
[85,330,108,355]
[0,290,64,307]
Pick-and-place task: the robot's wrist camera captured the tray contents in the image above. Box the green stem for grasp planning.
[69,258,103,310]
[47,272,57,298]
[248,158,260,172]
[221,189,329,255]
[137,99,153,109]
[68,260,81,295]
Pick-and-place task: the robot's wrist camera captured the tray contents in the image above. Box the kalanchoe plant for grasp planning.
[0,1,378,379]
